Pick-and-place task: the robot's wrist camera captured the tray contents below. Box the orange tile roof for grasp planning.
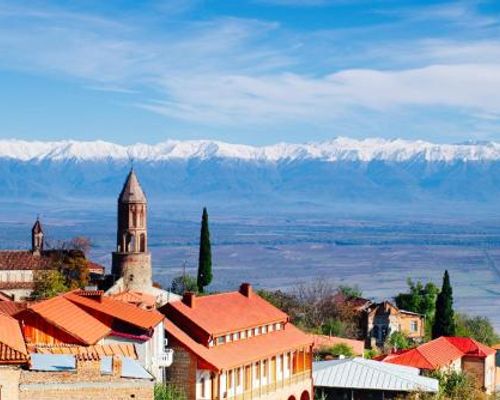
[0,291,13,301]
[310,334,365,356]
[0,312,27,363]
[87,261,105,275]
[383,336,495,370]
[0,301,28,316]
[64,291,164,330]
[27,295,111,345]
[111,291,157,309]
[166,291,288,336]
[165,318,312,372]
[34,343,137,359]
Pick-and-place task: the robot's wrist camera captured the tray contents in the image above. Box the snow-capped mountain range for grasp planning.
[1,137,499,163]
[0,137,498,210]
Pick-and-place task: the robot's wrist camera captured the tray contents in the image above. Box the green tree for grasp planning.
[428,370,479,399]
[432,270,455,339]
[395,278,439,339]
[395,278,439,318]
[31,270,68,300]
[385,331,412,351]
[171,274,198,295]
[455,313,500,346]
[154,383,186,400]
[329,343,354,357]
[337,284,363,299]
[197,207,213,293]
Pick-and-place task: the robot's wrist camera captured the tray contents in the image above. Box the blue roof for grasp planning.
[30,354,75,371]
[29,354,152,380]
[121,357,153,380]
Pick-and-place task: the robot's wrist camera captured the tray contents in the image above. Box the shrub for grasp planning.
[154,383,187,400]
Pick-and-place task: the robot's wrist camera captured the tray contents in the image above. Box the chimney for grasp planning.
[112,356,122,378]
[240,283,252,298]
[183,292,196,308]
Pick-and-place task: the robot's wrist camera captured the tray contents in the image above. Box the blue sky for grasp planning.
[1,0,500,145]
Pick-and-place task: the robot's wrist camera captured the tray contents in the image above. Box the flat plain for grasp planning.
[1,201,499,329]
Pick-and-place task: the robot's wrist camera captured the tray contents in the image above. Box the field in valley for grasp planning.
[1,200,499,329]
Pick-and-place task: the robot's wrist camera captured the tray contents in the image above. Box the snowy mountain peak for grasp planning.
[0,137,498,163]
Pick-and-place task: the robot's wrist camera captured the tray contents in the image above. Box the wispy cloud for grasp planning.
[1,0,500,142]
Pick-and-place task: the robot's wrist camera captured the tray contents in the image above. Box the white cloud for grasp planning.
[1,1,500,141]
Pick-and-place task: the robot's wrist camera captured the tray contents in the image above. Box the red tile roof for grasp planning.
[25,295,112,345]
[0,291,13,301]
[165,290,288,337]
[87,261,105,275]
[0,300,28,316]
[310,334,365,356]
[165,318,312,372]
[383,336,496,370]
[0,250,105,275]
[0,282,34,290]
[0,313,27,363]
[64,291,164,331]
[0,251,53,271]
[34,343,137,359]
[110,291,157,309]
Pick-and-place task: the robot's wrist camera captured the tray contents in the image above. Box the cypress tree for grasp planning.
[432,270,456,338]
[197,207,213,293]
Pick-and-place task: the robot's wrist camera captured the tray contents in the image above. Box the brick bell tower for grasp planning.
[111,169,152,291]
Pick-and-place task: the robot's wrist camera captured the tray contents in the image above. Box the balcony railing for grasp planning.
[222,370,311,400]
[157,349,174,367]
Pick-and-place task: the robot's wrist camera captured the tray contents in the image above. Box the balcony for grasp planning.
[157,349,174,367]
[222,371,311,400]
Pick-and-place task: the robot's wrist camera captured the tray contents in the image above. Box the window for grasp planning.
[263,360,268,378]
[233,332,240,341]
[228,370,233,388]
[241,331,246,339]
[217,336,225,345]
[255,361,261,379]
[410,321,418,333]
[236,368,241,386]
[275,323,281,331]
[254,327,261,336]
[200,377,206,398]
[262,325,267,334]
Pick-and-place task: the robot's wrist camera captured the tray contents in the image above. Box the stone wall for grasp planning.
[19,380,153,400]
[112,252,152,291]
[165,340,197,400]
[18,356,154,400]
[0,366,21,400]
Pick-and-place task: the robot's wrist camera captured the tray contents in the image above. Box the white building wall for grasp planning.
[196,369,212,400]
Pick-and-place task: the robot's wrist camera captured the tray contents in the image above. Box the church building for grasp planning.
[0,219,104,300]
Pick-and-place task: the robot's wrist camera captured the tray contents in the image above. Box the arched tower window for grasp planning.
[132,209,138,228]
[140,234,146,252]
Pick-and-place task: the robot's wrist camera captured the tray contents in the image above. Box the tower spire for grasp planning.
[112,169,151,291]
[32,217,44,255]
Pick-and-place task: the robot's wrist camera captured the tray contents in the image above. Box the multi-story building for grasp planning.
[15,289,173,382]
[161,283,313,400]
[380,336,497,394]
[363,301,425,347]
